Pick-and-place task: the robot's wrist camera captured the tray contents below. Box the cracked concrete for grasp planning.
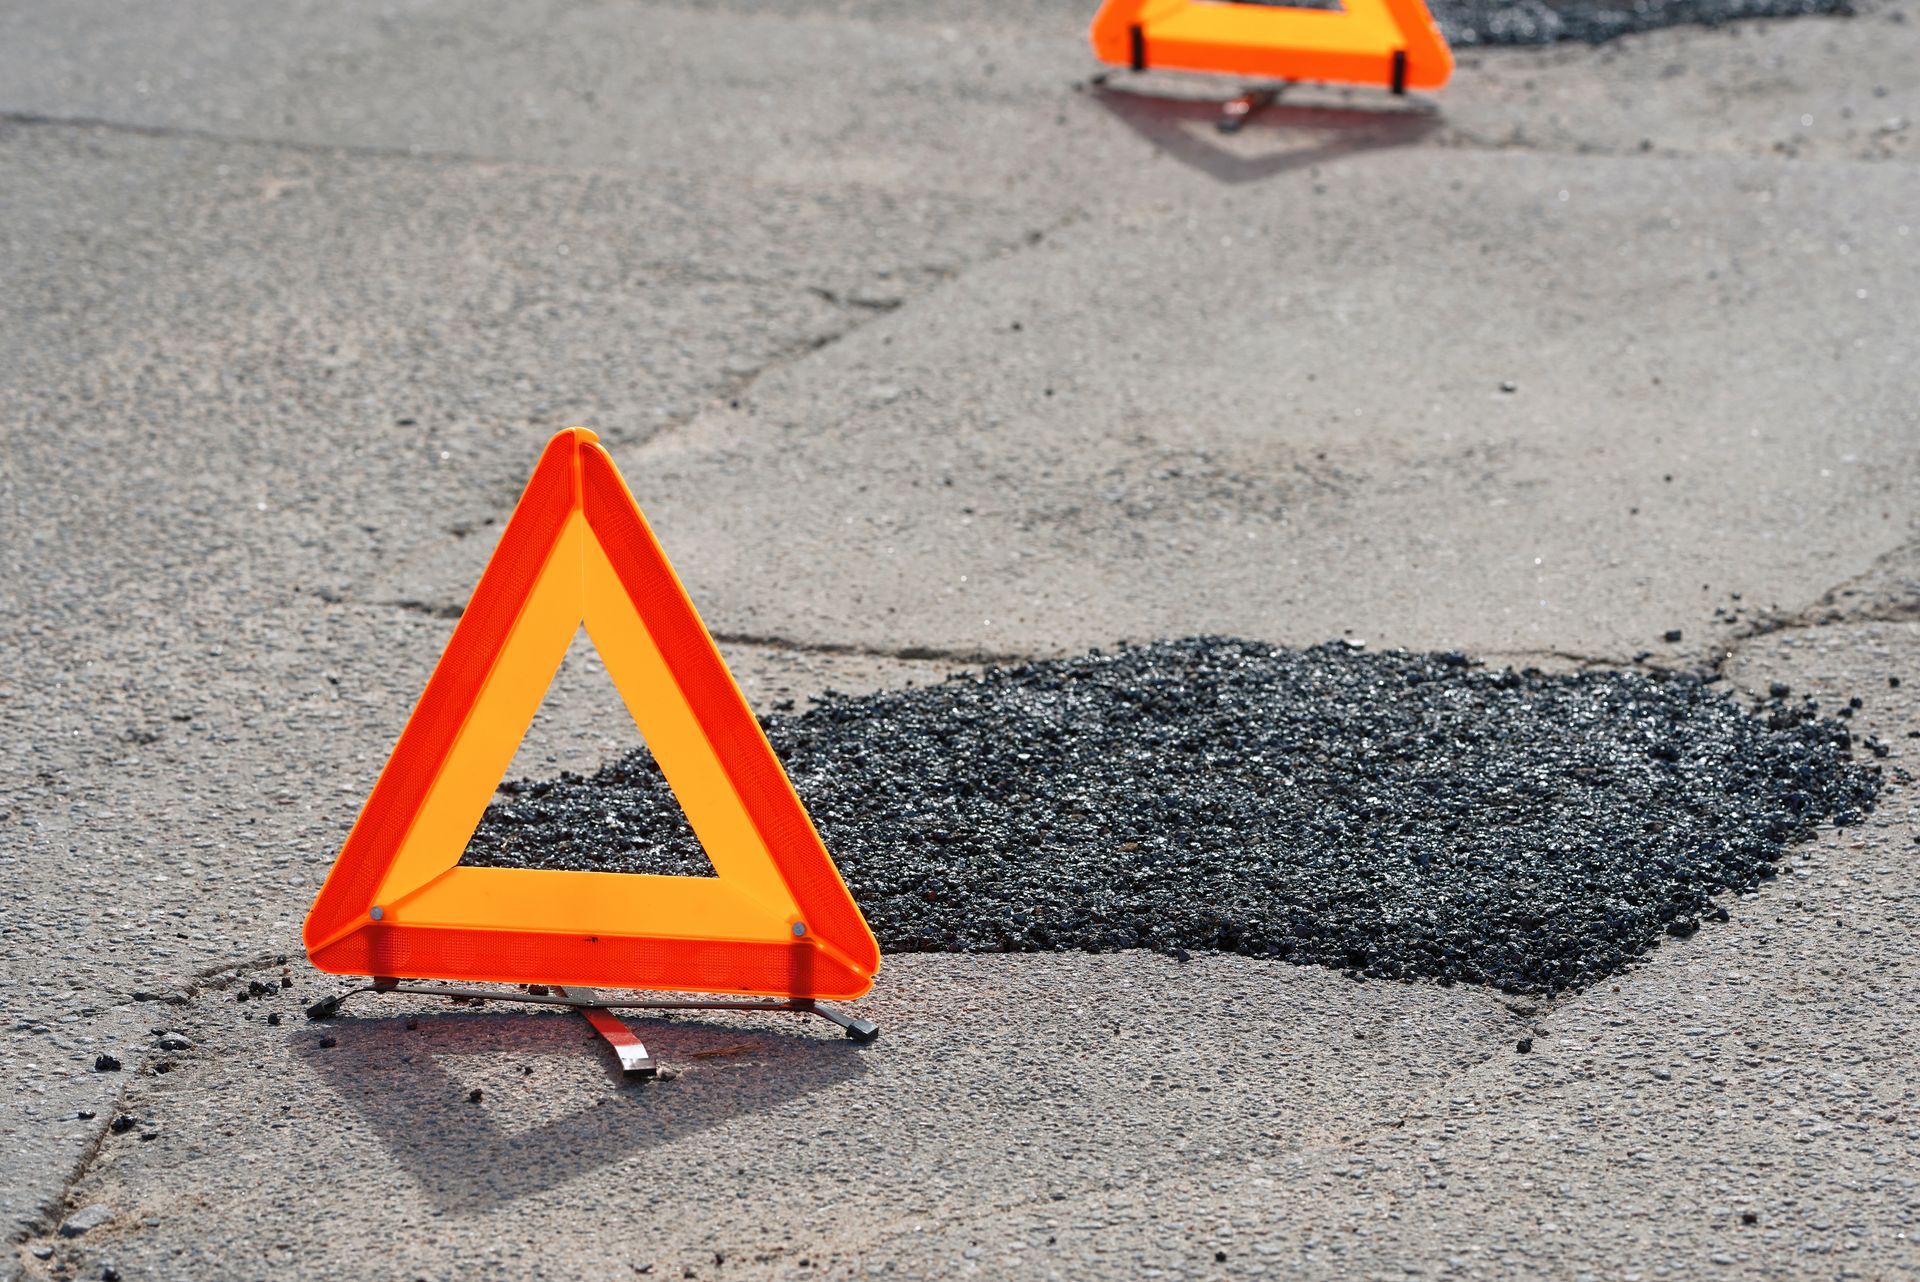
[2,0,1917,1279]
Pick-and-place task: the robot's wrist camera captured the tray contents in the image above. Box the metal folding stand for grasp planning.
[305,978,879,1080]
[1215,85,1283,133]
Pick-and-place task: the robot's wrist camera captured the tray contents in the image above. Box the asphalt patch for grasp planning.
[1407,0,1846,45]
[463,638,1881,995]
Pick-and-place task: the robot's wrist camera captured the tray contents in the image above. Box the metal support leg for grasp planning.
[305,981,880,1052]
[1217,87,1279,134]
[559,986,657,1078]
[797,999,880,1044]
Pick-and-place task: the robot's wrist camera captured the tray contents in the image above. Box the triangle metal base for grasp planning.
[304,977,880,1079]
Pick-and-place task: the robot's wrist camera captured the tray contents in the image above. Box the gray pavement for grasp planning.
[1,1,1916,1279]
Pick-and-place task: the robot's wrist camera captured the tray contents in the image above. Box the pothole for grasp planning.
[1430,0,1851,46]
[464,637,1882,995]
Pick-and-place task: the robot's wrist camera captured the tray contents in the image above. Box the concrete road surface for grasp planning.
[1,1,1915,1279]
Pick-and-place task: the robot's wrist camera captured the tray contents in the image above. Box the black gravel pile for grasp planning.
[464,639,1881,995]
[1427,0,1851,47]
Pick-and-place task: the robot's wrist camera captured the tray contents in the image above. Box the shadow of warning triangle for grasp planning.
[1093,82,1439,184]
[300,1010,869,1211]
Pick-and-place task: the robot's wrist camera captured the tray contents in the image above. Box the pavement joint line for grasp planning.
[0,108,1099,198]
[14,1080,125,1252]
[362,591,1919,687]
[359,592,1037,667]
[617,325,864,452]
[626,207,1087,455]
[0,106,996,193]
[11,82,1904,223]
[372,597,467,622]
[12,951,303,1248]
[1476,648,1635,671]
[707,631,1040,667]
[1721,554,1920,641]
[1703,571,1920,679]
[43,951,292,1026]
[0,108,518,171]
[806,285,907,314]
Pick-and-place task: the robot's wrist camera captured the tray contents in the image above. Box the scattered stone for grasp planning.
[304,994,344,1021]
[154,1034,191,1051]
[1499,381,1517,393]
[31,1246,51,1259]
[318,1036,338,1049]
[93,1054,121,1072]
[1516,1038,1534,1053]
[59,1205,113,1237]
[1769,683,1792,699]
[468,1088,483,1103]
[267,1012,282,1026]
[1741,1211,1760,1226]
[1663,629,1684,643]
[76,1110,95,1120]
[108,1116,135,1135]
[469,639,1876,996]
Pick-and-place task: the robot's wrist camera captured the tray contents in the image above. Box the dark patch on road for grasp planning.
[463,638,1880,995]
[1395,0,1847,45]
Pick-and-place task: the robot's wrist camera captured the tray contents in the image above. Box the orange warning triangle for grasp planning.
[303,429,880,1000]
[1091,0,1452,92]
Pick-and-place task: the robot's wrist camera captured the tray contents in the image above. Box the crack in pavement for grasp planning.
[708,631,1034,668]
[11,951,297,1249]
[1702,532,1920,676]
[599,324,858,452]
[1477,648,1637,672]
[356,594,1035,667]
[0,108,529,171]
[371,597,466,622]
[806,286,906,313]
[621,208,1084,454]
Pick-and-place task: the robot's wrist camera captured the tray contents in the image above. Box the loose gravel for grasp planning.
[464,638,1881,996]
[1429,0,1850,46]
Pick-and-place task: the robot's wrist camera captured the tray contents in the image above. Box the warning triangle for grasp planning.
[304,429,880,1000]
[1090,0,1452,92]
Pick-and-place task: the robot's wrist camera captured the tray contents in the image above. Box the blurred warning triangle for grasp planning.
[303,429,879,1000]
[1091,0,1452,92]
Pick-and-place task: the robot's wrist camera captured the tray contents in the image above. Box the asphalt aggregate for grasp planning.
[464,638,1882,995]
[1414,0,1848,45]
